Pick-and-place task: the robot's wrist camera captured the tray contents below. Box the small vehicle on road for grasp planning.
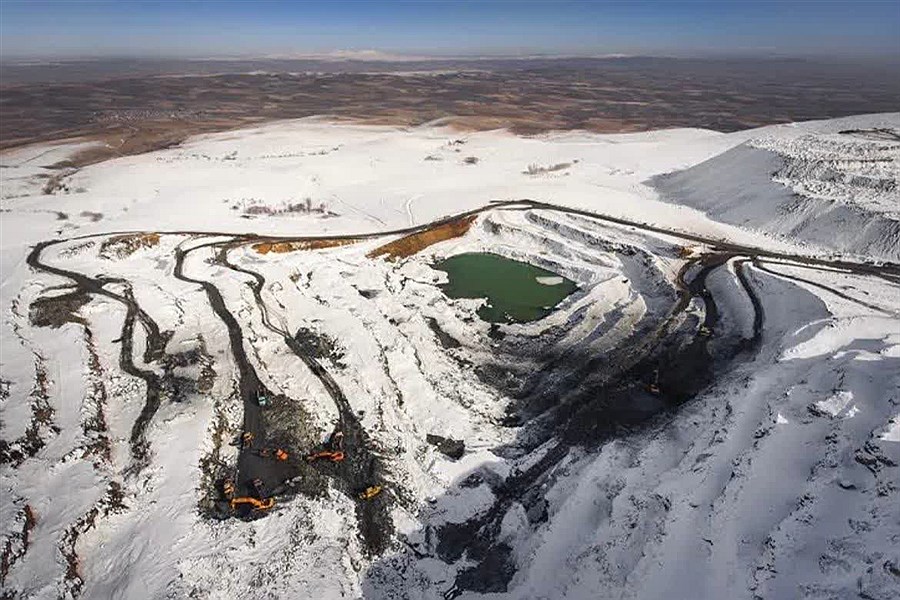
[646,369,661,395]
[327,430,344,451]
[257,390,268,407]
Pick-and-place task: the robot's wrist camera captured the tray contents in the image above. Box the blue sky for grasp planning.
[1,0,898,59]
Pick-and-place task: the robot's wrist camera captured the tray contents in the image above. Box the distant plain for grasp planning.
[2,56,898,166]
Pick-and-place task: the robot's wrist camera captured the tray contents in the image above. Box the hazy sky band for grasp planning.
[1,0,898,59]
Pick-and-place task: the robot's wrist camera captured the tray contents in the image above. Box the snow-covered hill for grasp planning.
[652,115,900,262]
[1,114,898,600]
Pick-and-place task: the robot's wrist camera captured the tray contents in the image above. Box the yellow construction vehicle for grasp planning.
[359,485,382,501]
[230,496,275,512]
[699,325,712,337]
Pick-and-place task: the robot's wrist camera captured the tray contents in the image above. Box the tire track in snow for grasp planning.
[752,259,899,316]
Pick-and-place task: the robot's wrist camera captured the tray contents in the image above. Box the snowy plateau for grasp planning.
[1,113,899,600]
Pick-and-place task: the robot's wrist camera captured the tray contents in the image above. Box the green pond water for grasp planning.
[434,252,577,323]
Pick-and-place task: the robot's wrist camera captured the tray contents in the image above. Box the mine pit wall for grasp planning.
[419,209,685,414]
[353,208,775,598]
[367,215,478,260]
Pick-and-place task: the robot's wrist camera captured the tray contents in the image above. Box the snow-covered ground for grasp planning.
[1,114,898,600]
[653,115,900,262]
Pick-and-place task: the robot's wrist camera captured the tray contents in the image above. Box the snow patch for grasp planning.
[878,414,900,442]
[535,276,564,286]
[813,390,859,419]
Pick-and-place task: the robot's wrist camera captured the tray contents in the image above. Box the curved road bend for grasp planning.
[752,259,899,316]
[236,199,900,283]
[30,199,900,286]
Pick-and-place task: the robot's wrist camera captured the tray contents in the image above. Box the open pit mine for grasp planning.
[1,114,898,600]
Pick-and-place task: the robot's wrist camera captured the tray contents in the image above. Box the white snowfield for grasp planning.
[1,114,898,600]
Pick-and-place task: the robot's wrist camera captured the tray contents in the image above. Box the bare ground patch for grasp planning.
[58,482,126,599]
[0,355,57,467]
[99,233,160,259]
[79,328,112,467]
[367,215,477,260]
[252,238,360,255]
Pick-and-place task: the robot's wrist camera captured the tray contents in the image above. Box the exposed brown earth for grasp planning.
[367,215,477,260]
[58,482,126,599]
[0,504,35,587]
[99,233,161,259]
[252,238,360,254]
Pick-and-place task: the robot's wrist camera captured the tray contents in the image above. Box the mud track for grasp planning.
[172,240,290,509]
[26,240,171,475]
[169,240,392,552]
[752,259,899,316]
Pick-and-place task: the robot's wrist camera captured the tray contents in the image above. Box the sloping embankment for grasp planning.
[367,215,477,260]
[252,238,360,254]
[650,143,900,262]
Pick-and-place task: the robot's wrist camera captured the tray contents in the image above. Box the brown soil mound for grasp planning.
[367,215,476,260]
[252,238,359,255]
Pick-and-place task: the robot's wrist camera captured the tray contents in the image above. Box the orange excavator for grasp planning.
[307,450,344,463]
[230,496,275,511]
[254,447,289,460]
